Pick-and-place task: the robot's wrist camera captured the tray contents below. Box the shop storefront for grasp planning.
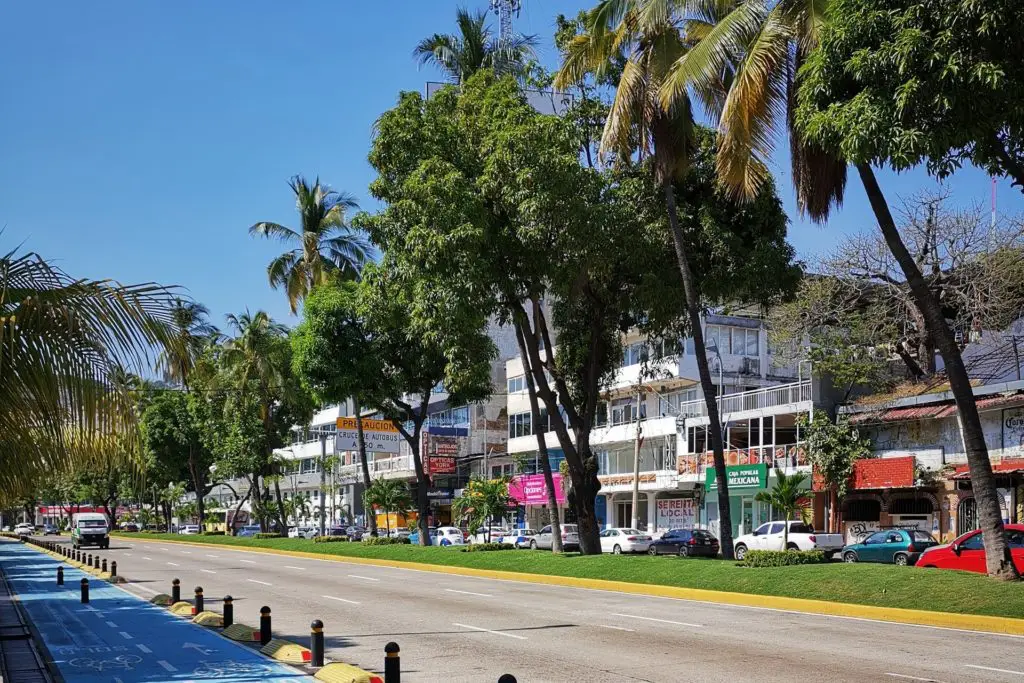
[508,473,567,529]
[703,464,812,538]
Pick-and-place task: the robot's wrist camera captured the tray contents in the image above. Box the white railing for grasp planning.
[336,454,415,480]
[677,380,811,419]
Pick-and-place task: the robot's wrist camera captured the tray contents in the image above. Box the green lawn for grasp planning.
[111,533,1024,619]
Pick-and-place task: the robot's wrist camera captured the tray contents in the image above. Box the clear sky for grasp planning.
[2,1,1022,326]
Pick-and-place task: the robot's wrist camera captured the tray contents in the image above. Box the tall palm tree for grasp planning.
[250,176,367,314]
[157,299,218,389]
[554,0,738,558]
[0,247,176,498]
[363,478,413,536]
[414,7,538,83]
[669,0,1019,579]
[754,470,808,550]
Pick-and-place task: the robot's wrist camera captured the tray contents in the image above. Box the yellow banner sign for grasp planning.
[336,417,399,433]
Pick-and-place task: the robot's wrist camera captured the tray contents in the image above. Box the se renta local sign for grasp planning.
[705,464,768,491]
[335,417,402,453]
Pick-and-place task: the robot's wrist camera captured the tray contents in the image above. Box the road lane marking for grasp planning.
[180,550,192,554]
[142,556,153,561]
[599,625,636,632]
[119,631,133,640]
[247,579,272,586]
[205,554,220,558]
[322,595,361,605]
[136,644,152,654]
[105,620,118,628]
[240,559,256,564]
[201,569,217,574]
[445,589,492,598]
[166,562,179,566]
[126,582,160,596]
[157,660,177,672]
[453,623,527,640]
[885,674,945,682]
[612,613,702,628]
[284,566,306,570]
[965,665,1024,676]
[347,574,379,582]
[123,553,133,557]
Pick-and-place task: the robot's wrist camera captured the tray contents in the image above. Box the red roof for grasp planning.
[848,393,1024,425]
[951,458,1024,480]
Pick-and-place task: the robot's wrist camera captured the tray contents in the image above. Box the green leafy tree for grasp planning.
[249,176,368,314]
[755,470,810,550]
[795,0,1022,580]
[801,412,872,532]
[453,477,516,542]
[362,478,413,537]
[415,7,537,83]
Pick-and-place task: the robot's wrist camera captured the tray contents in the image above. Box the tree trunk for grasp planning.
[273,479,286,534]
[355,404,378,537]
[572,434,603,555]
[662,181,735,559]
[857,162,1018,580]
[407,424,431,547]
[231,487,252,536]
[514,321,563,552]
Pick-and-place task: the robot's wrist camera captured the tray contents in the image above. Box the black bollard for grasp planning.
[259,606,271,646]
[57,566,64,586]
[497,676,517,683]
[384,641,401,683]
[171,578,180,603]
[101,558,107,573]
[223,596,233,627]
[110,561,117,578]
[86,553,92,568]
[194,586,204,614]
[310,620,324,667]
[80,578,89,604]
[94,554,100,570]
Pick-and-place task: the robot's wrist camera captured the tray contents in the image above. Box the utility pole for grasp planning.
[319,433,327,538]
[630,387,644,530]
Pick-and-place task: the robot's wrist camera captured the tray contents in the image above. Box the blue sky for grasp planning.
[2,1,1022,326]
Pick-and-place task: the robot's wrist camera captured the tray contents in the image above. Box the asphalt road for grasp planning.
[43,536,1024,683]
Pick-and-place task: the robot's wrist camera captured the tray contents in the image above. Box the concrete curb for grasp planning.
[314,662,383,683]
[119,534,1024,637]
[261,638,312,664]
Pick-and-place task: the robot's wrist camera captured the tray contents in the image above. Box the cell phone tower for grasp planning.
[490,0,522,46]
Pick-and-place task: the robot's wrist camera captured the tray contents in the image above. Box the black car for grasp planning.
[345,526,367,541]
[647,529,720,557]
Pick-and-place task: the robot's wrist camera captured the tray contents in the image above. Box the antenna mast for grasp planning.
[490,0,522,45]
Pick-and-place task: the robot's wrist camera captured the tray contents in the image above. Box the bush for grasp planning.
[362,536,410,546]
[739,550,827,567]
[462,542,514,552]
[201,531,225,536]
[254,532,284,539]
[314,535,350,543]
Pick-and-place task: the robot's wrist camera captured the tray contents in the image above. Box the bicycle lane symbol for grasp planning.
[68,654,142,672]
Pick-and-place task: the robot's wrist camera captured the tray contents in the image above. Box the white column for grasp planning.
[647,492,658,532]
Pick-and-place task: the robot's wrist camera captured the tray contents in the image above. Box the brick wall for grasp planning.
[852,456,916,489]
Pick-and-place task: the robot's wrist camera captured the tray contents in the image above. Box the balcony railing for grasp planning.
[676,444,808,476]
[677,380,811,419]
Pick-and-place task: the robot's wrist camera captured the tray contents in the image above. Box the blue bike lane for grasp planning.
[0,542,312,683]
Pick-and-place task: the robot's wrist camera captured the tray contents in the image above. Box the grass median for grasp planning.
[112,533,1024,620]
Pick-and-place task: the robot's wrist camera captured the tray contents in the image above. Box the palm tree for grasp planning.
[157,299,219,389]
[0,247,177,498]
[363,478,413,537]
[554,0,738,558]
[414,7,538,84]
[250,176,368,314]
[754,470,809,550]
[453,477,515,543]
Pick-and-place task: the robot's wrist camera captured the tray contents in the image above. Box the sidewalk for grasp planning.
[0,541,311,683]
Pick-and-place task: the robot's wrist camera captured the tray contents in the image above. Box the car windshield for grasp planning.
[79,520,105,528]
[563,525,578,532]
[911,531,935,543]
[621,529,642,535]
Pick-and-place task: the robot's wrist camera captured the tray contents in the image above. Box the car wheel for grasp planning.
[823,551,835,561]
[441,539,450,547]
[894,553,909,566]
[678,546,689,558]
[734,544,748,561]
[612,544,622,555]
[786,543,799,551]
[530,540,537,550]
[647,546,657,556]
[843,551,857,563]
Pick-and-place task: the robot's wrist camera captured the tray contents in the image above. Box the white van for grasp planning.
[71,513,109,549]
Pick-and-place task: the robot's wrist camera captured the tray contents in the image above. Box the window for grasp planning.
[595,402,608,427]
[863,531,887,545]
[490,463,514,478]
[889,498,933,515]
[508,412,532,438]
[769,523,785,534]
[622,342,649,367]
[540,526,551,535]
[659,390,696,416]
[754,523,771,535]
[960,532,984,550]
[706,325,759,357]
[790,523,813,534]
[687,426,708,454]
[885,531,903,544]
[1007,531,1024,548]
[911,531,936,543]
[507,375,525,394]
[611,396,645,425]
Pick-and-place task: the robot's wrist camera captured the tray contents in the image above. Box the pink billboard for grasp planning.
[508,473,566,506]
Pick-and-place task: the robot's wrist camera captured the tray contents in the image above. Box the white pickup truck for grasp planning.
[733,521,844,560]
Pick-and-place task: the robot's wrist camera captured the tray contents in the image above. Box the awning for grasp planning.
[951,459,1024,480]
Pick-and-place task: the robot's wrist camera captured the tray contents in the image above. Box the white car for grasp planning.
[502,528,538,548]
[431,526,465,547]
[733,521,845,561]
[468,527,509,544]
[288,526,315,539]
[14,523,34,535]
[178,525,201,535]
[599,528,653,554]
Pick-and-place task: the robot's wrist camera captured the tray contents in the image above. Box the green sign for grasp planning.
[705,464,768,491]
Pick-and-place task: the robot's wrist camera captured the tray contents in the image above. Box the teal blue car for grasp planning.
[841,529,939,566]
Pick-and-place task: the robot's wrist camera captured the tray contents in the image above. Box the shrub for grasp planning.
[314,535,350,543]
[462,542,514,552]
[254,532,285,539]
[362,536,410,546]
[739,550,827,567]
[202,531,225,536]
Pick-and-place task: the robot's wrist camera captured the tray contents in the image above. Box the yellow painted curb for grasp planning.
[192,610,224,627]
[169,601,195,617]
[222,623,260,642]
[120,534,1024,637]
[260,638,311,664]
[315,662,382,683]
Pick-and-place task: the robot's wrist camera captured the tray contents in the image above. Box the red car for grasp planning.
[915,524,1024,573]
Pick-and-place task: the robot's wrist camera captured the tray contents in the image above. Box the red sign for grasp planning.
[426,455,457,475]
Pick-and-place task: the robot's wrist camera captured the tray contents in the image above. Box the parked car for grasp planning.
[236,525,262,537]
[599,528,653,554]
[533,524,580,551]
[178,525,201,535]
[42,524,59,536]
[503,528,538,549]
[733,521,845,561]
[408,527,436,545]
[432,526,466,547]
[345,526,367,541]
[841,529,939,565]
[469,527,510,544]
[288,526,315,539]
[915,524,1024,574]
[647,528,720,557]
[120,522,140,532]
[14,523,34,535]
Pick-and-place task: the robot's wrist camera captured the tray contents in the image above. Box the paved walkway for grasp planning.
[0,541,311,683]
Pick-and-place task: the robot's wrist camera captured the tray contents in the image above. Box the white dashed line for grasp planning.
[239,559,256,564]
[445,589,492,598]
[157,660,177,672]
[284,566,305,571]
[885,674,945,682]
[123,553,133,557]
[166,562,179,566]
[347,574,379,582]
[142,556,153,561]
[180,551,192,554]
[965,665,1024,676]
[453,623,527,640]
[247,579,272,586]
[136,644,152,654]
[611,613,702,628]
[119,631,133,640]
[201,569,217,574]
[599,625,636,632]
[205,554,220,558]
[322,595,361,605]
[105,620,118,628]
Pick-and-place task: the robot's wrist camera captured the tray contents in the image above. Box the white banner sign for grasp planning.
[335,417,401,453]
[656,498,696,531]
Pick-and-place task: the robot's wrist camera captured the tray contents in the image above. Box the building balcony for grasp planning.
[678,380,812,425]
[598,470,681,493]
[676,444,809,480]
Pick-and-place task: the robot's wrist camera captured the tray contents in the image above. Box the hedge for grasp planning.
[362,536,410,546]
[739,550,827,567]
[202,531,225,536]
[254,532,285,539]
[313,536,350,543]
[462,542,515,553]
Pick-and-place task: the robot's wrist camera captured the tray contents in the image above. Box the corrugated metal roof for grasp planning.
[849,393,1024,425]
[951,458,1024,479]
